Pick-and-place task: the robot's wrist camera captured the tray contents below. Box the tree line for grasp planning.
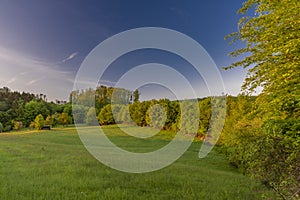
[0,87,73,131]
[0,85,140,132]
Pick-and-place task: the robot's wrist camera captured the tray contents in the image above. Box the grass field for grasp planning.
[0,125,277,199]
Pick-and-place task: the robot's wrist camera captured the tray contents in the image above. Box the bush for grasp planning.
[226,119,300,199]
[29,121,36,129]
[34,114,45,130]
[44,115,51,126]
[98,105,115,125]
[57,113,70,127]
[13,121,23,131]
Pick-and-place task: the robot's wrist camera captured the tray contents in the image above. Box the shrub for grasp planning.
[98,105,115,125]
[13,121,23,131]
[34,114,45,130]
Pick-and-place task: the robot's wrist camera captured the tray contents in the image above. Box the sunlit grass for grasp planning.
[0,126,277,199]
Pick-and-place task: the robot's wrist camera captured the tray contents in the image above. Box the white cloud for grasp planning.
[99,79,117,86]
[6,77,16,84]
[61,52,78,63]
[5,72,28,85]
[26,76,45,85]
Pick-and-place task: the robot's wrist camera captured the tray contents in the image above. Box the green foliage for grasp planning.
[24,100,50,126]
[146,101,167,129]
[51,113,60,127]
[225,0,300,118]
[198,98,211,137]
[13,121,23,131]
[0,89,34,129]
[45,115,53,126]
[129,101,150,126]
[111,87,133,104]
[71,85,139,108]
[0,111,12,132]
[117,105,132,124]
[224,1,300,198]
[57,113,70,127]
[0,122,3,133]
[250,132,300,199]
[225,119,300,199]
[98,104,115,125]
[0,87,67,132]
[34,114,45,130]
[178,100,199,135]
[29,121,36,129]
[62,103,73,117]
[110,104,123,123]
[133,89,140,102]
[72,105,89,124]
[86,107,99,126]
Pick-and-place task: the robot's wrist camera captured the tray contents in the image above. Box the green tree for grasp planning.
[225,1,300,198]
[198,98,211,138]
[63,103,73,117]
[51,113,60,127]
[129,101,150,127]
[24,100,50,126]
[0,122,3,133]
[177,100,199,135]
[110,104,122,123]
[86,107,99,126]
[225,0,300,118]
[34,114,45,130]
[0,111,12,132]
[146,101,166,129]
[98,104,115,125]
[118,105,132,124]
[58,113,70,127]
[133,89,140,102]
[45,115,53,126]
[95,85,108,109]
[72,105,88,124]
[13,99,25,123]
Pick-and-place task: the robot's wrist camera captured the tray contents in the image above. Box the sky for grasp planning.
[0,0,248,101]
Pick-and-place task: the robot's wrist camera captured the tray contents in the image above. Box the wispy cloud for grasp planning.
[61,52,78,63]
[6,72,28,85]
[99,79,117,86]
[0,46,75,100]
[6,77,16,84]
[26,76,45,85]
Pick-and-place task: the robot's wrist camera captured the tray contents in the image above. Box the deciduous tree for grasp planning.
[34,114,45,130]
[225,1,300,198]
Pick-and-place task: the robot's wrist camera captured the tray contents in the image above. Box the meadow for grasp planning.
[0,126,277,199]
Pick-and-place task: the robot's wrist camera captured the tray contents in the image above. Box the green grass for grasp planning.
[0,125,277,199]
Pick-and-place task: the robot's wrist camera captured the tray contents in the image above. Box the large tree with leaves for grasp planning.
[225,0,300,118]
[225,0,300,198]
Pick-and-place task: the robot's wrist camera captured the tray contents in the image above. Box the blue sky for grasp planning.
[0,0,247,101]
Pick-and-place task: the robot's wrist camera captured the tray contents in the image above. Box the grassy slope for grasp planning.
[0,126,277,200]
